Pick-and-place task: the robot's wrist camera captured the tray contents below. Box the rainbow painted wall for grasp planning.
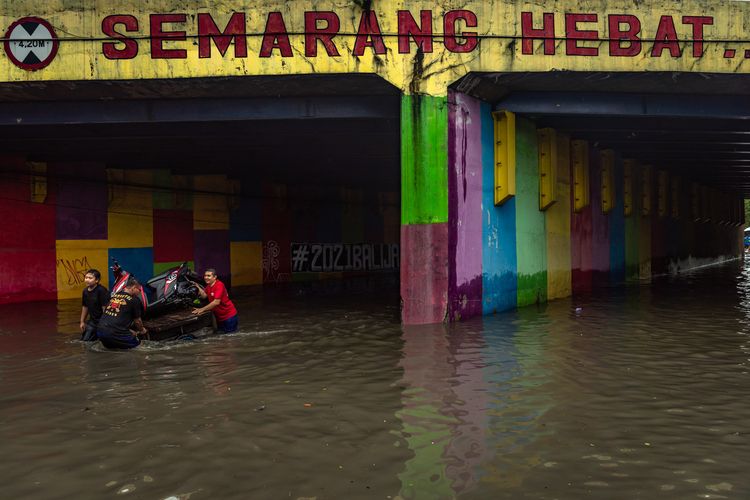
[0,158,398,304]
[440,91,744,322]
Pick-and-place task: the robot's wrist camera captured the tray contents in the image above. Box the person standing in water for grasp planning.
[97,277,147,349]
[192,268,238,333]
[79,269,109,341]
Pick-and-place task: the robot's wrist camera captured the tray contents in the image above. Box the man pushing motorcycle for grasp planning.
[192,269,238,333]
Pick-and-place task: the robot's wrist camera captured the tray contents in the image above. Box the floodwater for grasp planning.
[1,265,750,500]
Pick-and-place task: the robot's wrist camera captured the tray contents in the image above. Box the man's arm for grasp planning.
[193,299,220,315]
[195,283,207,299]
[132,318,147,335]
[80,306,89,332]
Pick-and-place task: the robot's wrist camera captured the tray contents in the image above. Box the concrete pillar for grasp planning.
[546,133,572,300]
[400,94,449,324]
[515,118,547,306]
[609,153,626,283]
[447,91,484,320]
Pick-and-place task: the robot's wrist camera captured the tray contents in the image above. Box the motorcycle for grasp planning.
[110,260,214,340]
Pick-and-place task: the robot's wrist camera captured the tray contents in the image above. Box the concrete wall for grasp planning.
[0,157,398,304]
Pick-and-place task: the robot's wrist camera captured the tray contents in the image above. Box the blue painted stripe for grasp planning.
[481,102,517,314]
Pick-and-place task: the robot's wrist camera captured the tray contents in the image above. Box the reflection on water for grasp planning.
[1,265,750,499]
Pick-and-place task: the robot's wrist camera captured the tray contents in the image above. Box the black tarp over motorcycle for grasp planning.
[111,261,214,341]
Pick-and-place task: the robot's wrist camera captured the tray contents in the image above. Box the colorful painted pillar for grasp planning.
[609,153,626,283]
[638,166,653,280]
[515,118,547,306]
[571,141,593,293]
[448,91,483,320]
[481,104,517,315]
[590,147,611,286]
[546,132,572,301]
[401,94,449,324]
[448,94,522,320]
[624,160,640,281]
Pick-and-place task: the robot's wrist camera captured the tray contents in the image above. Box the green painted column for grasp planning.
[401,94,449,324]
[515,118,547,306]
[401,95,448,225]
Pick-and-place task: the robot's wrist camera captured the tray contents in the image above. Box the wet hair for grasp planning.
[125,277,141,289]
[86,269,101,281]
[204,268,217,277]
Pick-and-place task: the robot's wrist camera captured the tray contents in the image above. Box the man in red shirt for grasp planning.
[192,268,238,333]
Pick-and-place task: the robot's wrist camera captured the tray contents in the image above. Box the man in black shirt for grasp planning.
[80,269,110,341]
[97,277,148,350]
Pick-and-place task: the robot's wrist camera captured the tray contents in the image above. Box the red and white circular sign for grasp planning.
[3,17,59,71]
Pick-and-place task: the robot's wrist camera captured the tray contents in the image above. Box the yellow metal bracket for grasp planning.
[493,110,516,206]
[537,128,557,211]
[28,162,47,204]
[623,159,635,217]
[571,140,589,213]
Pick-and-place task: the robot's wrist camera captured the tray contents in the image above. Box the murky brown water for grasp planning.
[1,265,750,499]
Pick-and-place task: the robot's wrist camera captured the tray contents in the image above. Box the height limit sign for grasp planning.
[4,17,59,71]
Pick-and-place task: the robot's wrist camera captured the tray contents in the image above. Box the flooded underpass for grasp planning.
[1,263,750,500]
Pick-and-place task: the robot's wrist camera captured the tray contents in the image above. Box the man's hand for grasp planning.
[192,308,203,315]
[79,321,86,333]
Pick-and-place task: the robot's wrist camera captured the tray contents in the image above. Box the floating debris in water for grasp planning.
[117,484,136,494]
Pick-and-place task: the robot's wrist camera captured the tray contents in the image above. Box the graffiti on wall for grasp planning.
[263,240,288,282]
[56,255,91,286]
[291,243,400,273]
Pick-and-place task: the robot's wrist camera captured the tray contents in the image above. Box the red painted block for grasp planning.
[262,184,292,283]
[0,171,55,250]
[0,249,56,304]
[401,223,449,325]
[153,209,194,263]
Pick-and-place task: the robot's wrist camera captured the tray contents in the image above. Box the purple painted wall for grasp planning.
[53,162,107,240]
[194,229,231,286]
[448,91,483,320]
[590,150,610,285]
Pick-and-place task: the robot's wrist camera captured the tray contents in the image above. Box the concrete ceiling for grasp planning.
[459,71,750,195]
[0,75,402,191]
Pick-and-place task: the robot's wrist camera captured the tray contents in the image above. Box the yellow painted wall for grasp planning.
[193,175,230,230]
[546,132,572,300]
[107,169,154,248]
[638,166,652,280]
[0,1,748,95]
[230,241,263,286]
[55,239,110,300]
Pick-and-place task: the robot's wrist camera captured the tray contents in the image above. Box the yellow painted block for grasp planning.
[600,150,615,214]
[108,169,154,248]
[623,159,635,217]
[670,176,680,219]
[571,140,589,213]
[493,110,516,206]
[657,170,668,218]
[29,162,47,203]
[55,239,110,300]
[641,165,652,217]
[230,241,263,286]
[546,132,571,300]
[194,175,230,230]
[537,128,557,211]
